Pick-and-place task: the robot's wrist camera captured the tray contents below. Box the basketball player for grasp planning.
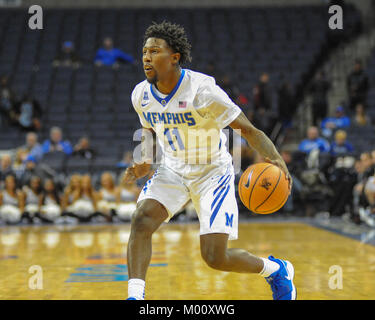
[125,21,296,300]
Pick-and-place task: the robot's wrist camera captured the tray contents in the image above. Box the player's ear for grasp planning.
[171,52,181,66]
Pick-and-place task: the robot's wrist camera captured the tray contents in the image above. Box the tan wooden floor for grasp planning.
[0,222,374,300]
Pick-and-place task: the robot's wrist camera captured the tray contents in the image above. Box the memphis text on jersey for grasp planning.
[142,111,196,127]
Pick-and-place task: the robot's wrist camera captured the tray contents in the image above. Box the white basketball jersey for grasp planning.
[131,69,242,169]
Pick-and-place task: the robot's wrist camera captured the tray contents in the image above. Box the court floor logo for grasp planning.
[66,263,167,283]
[65,253,167,283]
[0,255,17,260]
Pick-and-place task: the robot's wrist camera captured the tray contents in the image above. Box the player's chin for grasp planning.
[145,76,157,84]
[145,72,157,84]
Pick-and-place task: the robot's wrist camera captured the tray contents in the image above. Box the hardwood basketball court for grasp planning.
[0,220,374,300]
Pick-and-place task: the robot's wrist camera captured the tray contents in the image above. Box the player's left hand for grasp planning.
[123,166,137,184]
[264,157,293,194]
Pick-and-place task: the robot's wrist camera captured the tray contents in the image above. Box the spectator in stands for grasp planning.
[330,130,354,156]
[94,37,134,67]
[0,75,16,127]
[0,175,24,225]
[355,152,374,194]
[359,156,375,226]
[236,93,250,112]
[0,154,15,185]
[115,171,140,221]
[354,152,375,222]
[20,132,44,162]
[96,172,117,218]
[309,71,331,126]
[204,61,220,81]
[277,76,295,128]
[353,158,364,183]
[218,74,248,110]
[62,174,92,222]
[352,103,371,126]
[21,175,43,223]
[327,144,358,217]
[251,107,275,136]
[62,174,81,214]
[42,126,73,155]
[53,41,81,68]
[35,178,61,223]
[298,126,330,154]
[217,74,239,102]
[252,72,276,135]
[13,94,42,132]
[77,174,102,221]
[73,136,96,159]
[12,149,27,181]
[279,148,304,213]
[321,106,350,138]
[19,155,54,187]
[116,151,133,169]
[362,175,375,226]
[62,174,104,223]
[347,59,370,111]
[238,138,256,172]
[253,72,272,111]
[360,152,374,178]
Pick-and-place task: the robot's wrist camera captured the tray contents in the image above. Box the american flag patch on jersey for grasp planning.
[179,101,187,108]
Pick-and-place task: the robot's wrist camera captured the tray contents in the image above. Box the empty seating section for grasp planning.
[366,49,375,119]
[0,6,362,172]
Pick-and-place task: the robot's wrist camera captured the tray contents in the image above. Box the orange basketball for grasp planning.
[238,162,289,214]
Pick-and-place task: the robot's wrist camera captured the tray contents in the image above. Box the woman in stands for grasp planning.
[353,103,371,127]
[62,174,81,212]
[78,174,107,222]
[12,148,28,180]
[97,172,117,218]
[63,174,108,223]
[35,178,62,223]
[0,175,24,224]
[64,174,95,222]
[61,174,82,222]
[114,171,140,221]
[22,175,43,222]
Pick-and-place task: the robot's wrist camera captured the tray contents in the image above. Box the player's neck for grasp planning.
[155,68,181,95]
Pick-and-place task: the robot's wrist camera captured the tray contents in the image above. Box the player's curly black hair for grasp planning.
[143,21,192,66]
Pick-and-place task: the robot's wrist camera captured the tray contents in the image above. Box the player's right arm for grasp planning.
[123,127,153,183]
[123,85,154,183]
[229,111,292,191]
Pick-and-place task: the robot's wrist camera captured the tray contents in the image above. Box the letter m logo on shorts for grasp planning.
[225,212,234,227]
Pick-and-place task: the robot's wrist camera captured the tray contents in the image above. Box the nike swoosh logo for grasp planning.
[141,102,149,107]
[244,170,253,188]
